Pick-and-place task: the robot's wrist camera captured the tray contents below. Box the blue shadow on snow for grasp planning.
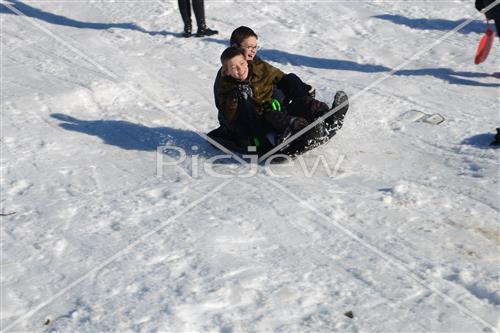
[394,68,500,87]
[462,133,498,149]
[0,0,179,36]
[3,2,497,88]
[258,49,499,87]
[259,48,391,73]
[50,113,221,159]
[373,14,486,35]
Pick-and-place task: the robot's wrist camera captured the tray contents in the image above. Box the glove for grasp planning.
[235,84,253,100]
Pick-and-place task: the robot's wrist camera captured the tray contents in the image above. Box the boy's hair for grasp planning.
[220,46,246,66]
[229,26,258,46]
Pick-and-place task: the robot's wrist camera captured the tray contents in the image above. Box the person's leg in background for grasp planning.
[177,0,192,37]
[192,0,218,37]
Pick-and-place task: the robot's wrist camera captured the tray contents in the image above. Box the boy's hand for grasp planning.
[236,84,253,100]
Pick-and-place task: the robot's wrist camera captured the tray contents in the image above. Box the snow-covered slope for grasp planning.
[1,1,499,332]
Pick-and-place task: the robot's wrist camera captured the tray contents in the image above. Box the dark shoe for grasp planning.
[276,117,308,146]
[333,90,349,114]
[308,97,330,121]
[183,24,192,38]
[277,117,327,156]
[195,26,218,37]
[281,117,325,145]
[288,95,329,122]
[325,91,349,138]
[491,128,500,146]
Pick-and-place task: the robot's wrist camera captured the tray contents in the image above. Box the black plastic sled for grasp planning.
[206,122,331,161]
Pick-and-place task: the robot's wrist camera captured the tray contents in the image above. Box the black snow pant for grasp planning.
[276,73,325,122]
[231,99,276,154]
[276,73,310,106]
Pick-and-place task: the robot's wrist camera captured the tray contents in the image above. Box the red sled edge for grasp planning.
[475,25,496,65]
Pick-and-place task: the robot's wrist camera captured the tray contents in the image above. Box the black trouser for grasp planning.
[232,99,275,154]
[177,0,206,29]
[276,73,321,122]
[276,73,310,106]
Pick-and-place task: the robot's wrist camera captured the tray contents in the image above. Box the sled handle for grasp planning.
[474,18,496,65]
[271,99,282,112]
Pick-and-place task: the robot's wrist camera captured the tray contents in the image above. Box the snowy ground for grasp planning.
[1,0,499,332]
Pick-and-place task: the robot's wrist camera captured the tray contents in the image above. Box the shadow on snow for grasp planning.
[0,0,180,37]
[373,14,486,35]
[258,49,499,87]
[50,113,224,160]
[462,133,498,149]
[3,1,497,87]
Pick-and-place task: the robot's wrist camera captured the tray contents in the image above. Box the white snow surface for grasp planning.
[1,1,499,332]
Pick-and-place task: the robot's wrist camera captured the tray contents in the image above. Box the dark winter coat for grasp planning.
[216,59,284,130]
[475,0,500,20]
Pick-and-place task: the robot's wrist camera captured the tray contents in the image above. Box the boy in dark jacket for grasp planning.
[215,47,316,154]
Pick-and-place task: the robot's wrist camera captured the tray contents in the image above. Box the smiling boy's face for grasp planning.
[226,54,248,80]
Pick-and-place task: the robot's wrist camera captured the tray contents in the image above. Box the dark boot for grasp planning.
[309,97,331,120]
[192,0,218,37]
[278,117,327,156]
[196,26,218,37]
[325,91,349,138]
[178,0,192,37]
[289,95,329,123]
[183,23,192,38]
